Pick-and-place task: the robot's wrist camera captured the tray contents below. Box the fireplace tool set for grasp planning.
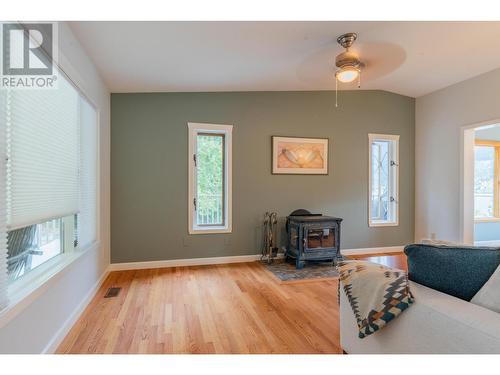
[261,211,279,263]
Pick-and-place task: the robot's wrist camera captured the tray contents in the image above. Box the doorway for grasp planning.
[461,121,500,246]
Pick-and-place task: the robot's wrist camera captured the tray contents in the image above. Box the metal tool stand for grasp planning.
[261,212,278,263]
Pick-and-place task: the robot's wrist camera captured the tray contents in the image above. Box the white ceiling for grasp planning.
[69,21,500,98]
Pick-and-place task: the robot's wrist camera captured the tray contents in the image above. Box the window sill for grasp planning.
[369,221,399,227]
[475,218,500,223]
[0,241,100,329]
[189,226,232,235]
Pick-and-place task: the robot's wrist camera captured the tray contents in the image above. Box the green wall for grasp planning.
[111,91,415,263]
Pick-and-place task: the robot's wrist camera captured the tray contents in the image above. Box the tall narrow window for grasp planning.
[368,134,399,227]
[474,141,500,220]
[188,123,232,234]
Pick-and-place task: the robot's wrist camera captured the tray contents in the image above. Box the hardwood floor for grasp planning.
[350,252,408,271]
[57,253,406,354]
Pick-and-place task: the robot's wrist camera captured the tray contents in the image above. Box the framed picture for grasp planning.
[272,136,329,175]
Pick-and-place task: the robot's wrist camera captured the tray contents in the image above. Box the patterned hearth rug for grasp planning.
[261,258,340,283]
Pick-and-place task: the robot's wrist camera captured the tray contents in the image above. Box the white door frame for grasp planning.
[460,118,500,244]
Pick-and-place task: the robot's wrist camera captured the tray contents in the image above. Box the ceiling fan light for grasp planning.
[336,66,359,83]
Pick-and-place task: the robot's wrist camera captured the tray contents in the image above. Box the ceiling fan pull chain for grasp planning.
[335,76,338,108]
[358,69,361,88]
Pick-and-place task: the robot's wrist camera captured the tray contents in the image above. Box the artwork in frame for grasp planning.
[272,136,329,175]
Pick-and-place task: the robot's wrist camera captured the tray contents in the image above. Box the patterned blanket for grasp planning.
[337,260,414,338]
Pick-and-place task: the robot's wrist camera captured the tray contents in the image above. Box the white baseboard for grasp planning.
[109,246,405,272]
[42,269,110,354]
[340,245,404,256]
[108,254,263,271]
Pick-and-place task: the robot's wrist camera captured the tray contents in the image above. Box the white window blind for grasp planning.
[0,89,8,310]
[6,74,80,230]
[0,67,98,312]
[78,97,98,248]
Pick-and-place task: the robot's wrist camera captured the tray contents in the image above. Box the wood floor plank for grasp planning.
[56,254,405,354]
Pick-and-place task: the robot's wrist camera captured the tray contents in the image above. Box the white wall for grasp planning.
[0,22,110,353]
[416,67,500,242]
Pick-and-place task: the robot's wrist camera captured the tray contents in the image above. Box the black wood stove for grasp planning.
[285,209,342,269]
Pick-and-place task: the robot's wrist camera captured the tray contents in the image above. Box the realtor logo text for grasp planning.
[1,22,58,89]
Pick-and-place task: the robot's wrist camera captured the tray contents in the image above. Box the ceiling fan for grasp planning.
[334,32,364,106]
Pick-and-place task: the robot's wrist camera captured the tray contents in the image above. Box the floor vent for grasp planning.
[104,287,121,298]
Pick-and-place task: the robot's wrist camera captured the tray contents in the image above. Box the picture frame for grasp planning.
[272,136,329,175]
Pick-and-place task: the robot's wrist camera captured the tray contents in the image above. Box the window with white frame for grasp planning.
[0,67,98,311]
[188,123,232,234]
[368,134,399,227]
[474,141,499,220]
